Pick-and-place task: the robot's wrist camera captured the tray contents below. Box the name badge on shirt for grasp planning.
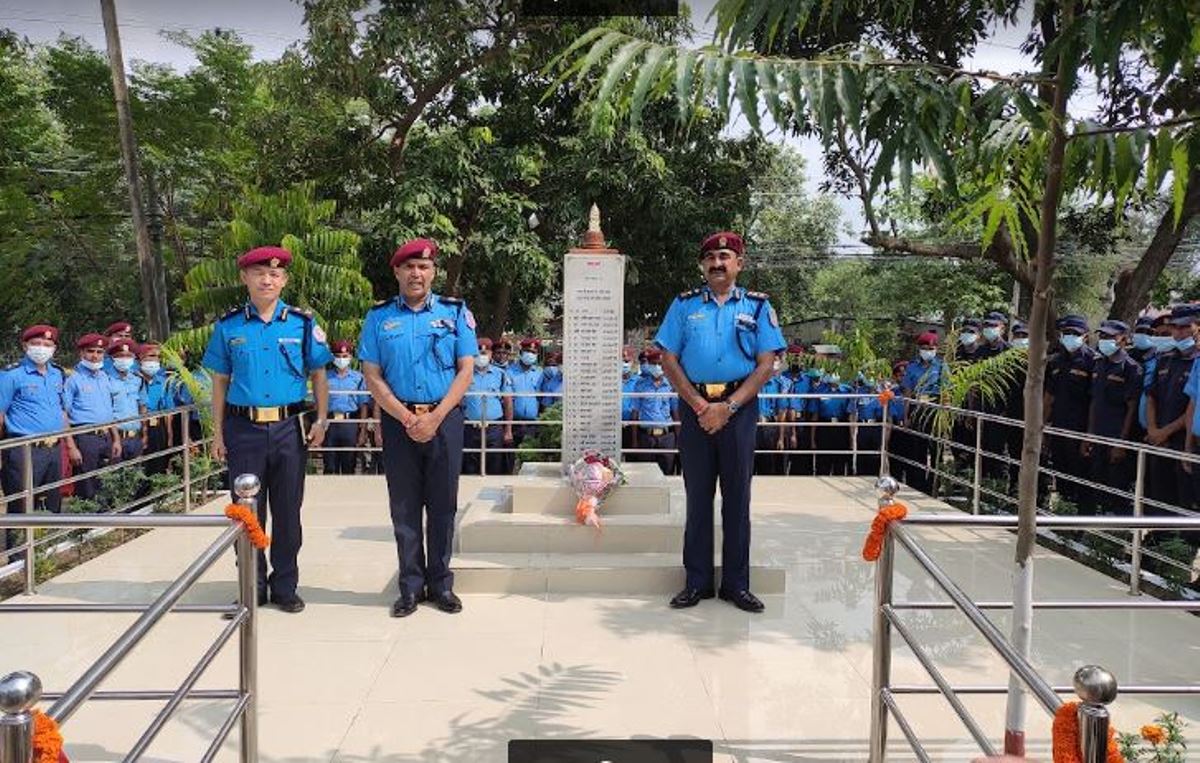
[735,313,757,329]
[431,318,454,329]
[687,312,705,321]
[278,337,301,344]
[382,319,401,331]
[229,336,247,346]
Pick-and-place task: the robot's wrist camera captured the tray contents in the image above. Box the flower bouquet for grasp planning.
[567,451,627,530]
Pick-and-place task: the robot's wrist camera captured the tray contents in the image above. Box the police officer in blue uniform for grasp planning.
[539,351,564,410]
[325,340,368,475]
[1003,321,1031,493]
[620,345,639,453]
[656,231,786,613]
[204,245,333,614]
[1045,315,1097,508]
[780,345,813,476]
[1082,320,1141,515]
[463,337,514,476]
[64,333,121,501]
[976,312,1012,480]
[1147,304,1200,513]
[853,373,886,477]
[102,321,136,376]
[0,324,69,558]
[631,348,678,475]
[755,354,790,475]
[899,331,948,494]
[135,342,175,480]
[811,365,851,476]
[510,338,545,461]
[359,238,477,617]
[107,339,146,463]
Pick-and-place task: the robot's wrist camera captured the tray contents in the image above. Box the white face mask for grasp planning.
[919,349,937,362]
[982,326,1002,342]
[25,345,54,365]
[140,360,161,375]
[476,354,491,369]
[333,357,351,370]
[959,332,978,346]
[1011,337,1030,349]
[622,361,632,375]
[112,357,135,373]
[520,351,537,366]
[81,359,104,372]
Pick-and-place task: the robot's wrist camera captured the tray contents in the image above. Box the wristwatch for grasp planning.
[313,418,329,429]
[726,399,741,415]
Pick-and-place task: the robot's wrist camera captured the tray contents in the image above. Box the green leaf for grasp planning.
[756,59,784,126]
[734,57,760,133]
[1172,139,1190,226]
[674,50,698,123]
[1012,90,1047,130]
[715,56,733,115]
[834,64,862,132]
[868,136,897,195]
[630,45,670,130]
[591,39,650,131]
[1151,128,1175,193]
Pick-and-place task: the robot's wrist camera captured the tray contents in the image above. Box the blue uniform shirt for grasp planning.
[1139,352,1158,429]
[854,386,885,421]
[901,356,948,397]
[142,371,176,412]
[109,370,144,432]
[0,360,66,436]
[358,293,477,404]
[464,365,512,422]
[654,285,786,383]
[539,368,563,409]
[508,363,544,421]
[780,371,811,413]
[202,301,334,407]
[758,373,791,418]
[811,381,850,420]
[64,363,117,425]
[327,368,366,414]
[633,375,677,427]
[621,374,640,420]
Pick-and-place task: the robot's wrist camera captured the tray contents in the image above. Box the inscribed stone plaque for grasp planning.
[562,252,625,467]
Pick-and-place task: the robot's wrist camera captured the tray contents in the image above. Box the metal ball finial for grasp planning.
[876,475,900,506]
[1073,665,1118,705]
[0,671,42,714]
[233,473,261,502]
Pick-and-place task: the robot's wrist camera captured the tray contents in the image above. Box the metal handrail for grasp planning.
[0,475,261,762]
[869,509,1200,762]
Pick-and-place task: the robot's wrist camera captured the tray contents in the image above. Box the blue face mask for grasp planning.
[1098,339,1119,357]
[544,366,561,379]
[806,368,823,379]
[982,326,1002,342]
[1132,334,1153,351]
[959,332,978,346]
[1060,334,1085,352]
[1177,336,1196,352]
[1151,335,1175,351]
[640,363,651,376]
[622,361,631,375]
[1011,337,1029,349]
[648,364,664,378]
[520,351,537,366]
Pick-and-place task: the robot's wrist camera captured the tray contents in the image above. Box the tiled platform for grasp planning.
[3,475,1198,762]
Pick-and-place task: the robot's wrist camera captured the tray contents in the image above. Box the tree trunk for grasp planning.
[1109,168,1200,324]
[1004,2,1075,753]
[100,0,170,340]
[486,280,513,339]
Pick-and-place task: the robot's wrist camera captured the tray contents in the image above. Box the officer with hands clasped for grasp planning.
[204,245,333,614]
[358,238,477,618]
[655,231,786,613]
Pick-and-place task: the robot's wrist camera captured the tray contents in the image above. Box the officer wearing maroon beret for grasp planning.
[103,320,135,376]
[463,337,515,476]
[107,338,147,461]
[358,237,478,617]
[0,325,69,559]
[508,337,545,463]
[325,339,368,475]
[539,350,563,410]
[654,230,786,613]
[203,245,334,614]
[63,333,121,501]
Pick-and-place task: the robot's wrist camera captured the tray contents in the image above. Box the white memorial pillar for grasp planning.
[561,205,625,468]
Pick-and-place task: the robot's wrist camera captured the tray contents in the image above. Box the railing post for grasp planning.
[869,476,899,763]
[1129,450,1146,596]
[880,418,891,479]
[971,418,983,515]
[182,412,192,514]
[232,473,260,763]
[480,420,487,477]
[22,443,35,596]
[1074,665,1118,763]
[0,670,42,763]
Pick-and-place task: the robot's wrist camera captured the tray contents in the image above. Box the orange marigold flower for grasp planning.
[1051,702,1123,763]
[1141,724,1167,745]
[32,710,67,763]
[862,501,907,562]
[224,504,270,549]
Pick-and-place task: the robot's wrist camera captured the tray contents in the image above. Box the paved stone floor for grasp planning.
[4,475,1199,762]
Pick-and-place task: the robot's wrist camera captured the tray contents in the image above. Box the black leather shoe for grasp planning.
[719,589,765,613]
[273,594,306,614]
[430,590,463,614]
[669,587,716,609]
[391,594,420,618]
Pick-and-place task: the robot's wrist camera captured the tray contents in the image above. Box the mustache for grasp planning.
[708,266,727,274]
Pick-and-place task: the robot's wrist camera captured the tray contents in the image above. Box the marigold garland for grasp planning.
[861,502,907,561]
[223,504,270,549]
[1052,701,1122,763]
[32,710,68,763]
[877,388,896,406]
[1140,723,1166,745]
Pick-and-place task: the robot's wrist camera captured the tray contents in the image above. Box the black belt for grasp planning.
[692,379,744,402]
[226,403,307,423]
[400,400,441,415]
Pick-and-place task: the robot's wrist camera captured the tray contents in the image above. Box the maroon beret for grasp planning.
[917,331,940,345]
[520,337,541,350]
[136,342,160,357]
[477,337,493,350]
[104,321,132,336]
[77,333,108,351]
[107,339,137,356]
[237,246,292,269]
[699,231,744,257]
[644,348,663,363]
[21,324,58,343]
[330,340,354,354]
[391,238,438,267]
[495,337,515,351]
[786,343,805,354]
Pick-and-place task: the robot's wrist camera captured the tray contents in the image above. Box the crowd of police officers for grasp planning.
[5,233,1200,610]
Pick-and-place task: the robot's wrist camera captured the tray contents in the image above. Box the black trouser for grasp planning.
[979,415,1012,483]
[382,407,463,596]
[144,420,170,476]
[1084,444,1135,516]
[786,423,813,476]
[814,419,848,476]
[755,420,785,475]
[462,423,506,476]
[1,440,61,560]
[856,422,882,477]
[73,431,111,501]
[635,428,677,475]
[322,418,359,474]
[1048,429,1090,509]
[679,399,756,592]
[899,414,935,494]
[225,414,307,600]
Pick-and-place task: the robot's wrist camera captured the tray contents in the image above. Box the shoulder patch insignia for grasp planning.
[289,306,313,318]
[220,306,242,321]
[3,362,18,371]
[746,290,769,300]
[312,325,327,344]
[769,306,779,327]
[440,295,464,305]
[369,298,394,311]
[465,308,476,330]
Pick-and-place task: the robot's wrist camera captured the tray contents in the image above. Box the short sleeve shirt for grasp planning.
[358,294,477,404]
[654,286,786,383]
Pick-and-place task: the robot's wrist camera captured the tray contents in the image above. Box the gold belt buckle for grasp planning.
[38,438,58,448]
[253,406,282,423]
[412,404,433,415]
[147,417,160,427]
[702,383,725,399]
[122,430,139,439]
[650,427,666,436]
[332,412,347,420]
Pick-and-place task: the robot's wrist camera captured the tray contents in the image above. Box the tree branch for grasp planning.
[863,227,1034,286]
[1069,115,1200,139]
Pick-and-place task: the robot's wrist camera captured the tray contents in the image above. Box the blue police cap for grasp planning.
[1056,314,1089,333]
[961,318,982,330]
[1011,320,1029,335]
[983,311,1008,325]
[1168,303,1200,326]
[1134,315,1154,332]
[1098,319,1129,337]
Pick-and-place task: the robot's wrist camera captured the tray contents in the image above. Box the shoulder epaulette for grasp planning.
[678,287,703,300]
[745,290,769,301]
[219,306,243,321]
[3,362,18,371]
[440,295,464,305]
[287,306,314,321]
[369,297,394,311]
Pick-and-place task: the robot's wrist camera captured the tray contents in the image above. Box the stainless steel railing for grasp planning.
[868,501,1200,762]
[0,404,226,594]
[0,474,261,762]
